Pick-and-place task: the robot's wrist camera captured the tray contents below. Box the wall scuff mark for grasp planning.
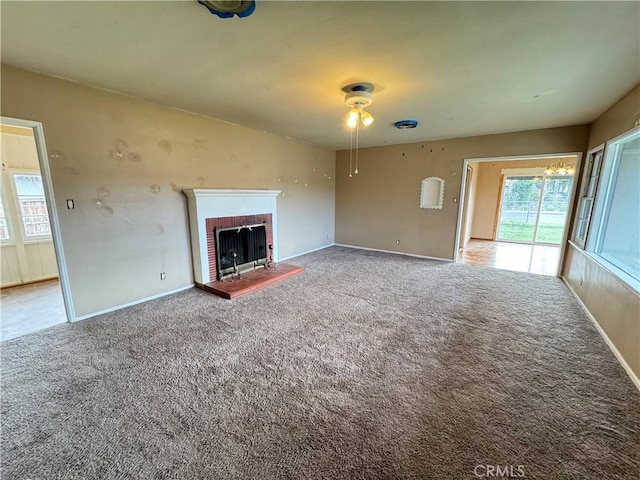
[158,139,172,153]
[95,186,114,216]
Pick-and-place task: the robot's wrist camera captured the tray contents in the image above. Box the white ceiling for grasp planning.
[1,1,639,149]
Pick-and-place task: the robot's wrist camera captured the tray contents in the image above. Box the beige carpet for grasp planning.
[2,246,639,479]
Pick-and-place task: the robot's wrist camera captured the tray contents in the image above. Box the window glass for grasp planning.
[0,196,9,240]
[13,174,51,237]
[596,136,640,280]
[573,148,603,248]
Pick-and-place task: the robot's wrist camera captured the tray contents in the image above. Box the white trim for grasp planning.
[1,116,76,322]
[1,275,58,289]
[74,284,195,321]
[569,240,640,296]
[464,152,582,163]
[334,243,452,262]
[572,144,605,248]
[589,252,640,293]
[278,243,334,261]
[562,276,640,392]
[187,189,281,198]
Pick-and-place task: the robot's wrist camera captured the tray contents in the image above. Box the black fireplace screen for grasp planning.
[215,223,267,279]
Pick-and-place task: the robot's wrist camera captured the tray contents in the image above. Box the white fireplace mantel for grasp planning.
[183,189,281,284]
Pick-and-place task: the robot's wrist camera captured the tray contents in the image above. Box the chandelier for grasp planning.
[343,83,375,177]
[544,161,575,176]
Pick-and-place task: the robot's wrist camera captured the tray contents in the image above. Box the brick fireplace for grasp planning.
[183,189,281,285]
[206,214,273,280]
[183,189,303,299]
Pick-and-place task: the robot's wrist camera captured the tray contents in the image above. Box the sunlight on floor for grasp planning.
[458,239,560,276]
[1,279,67,341]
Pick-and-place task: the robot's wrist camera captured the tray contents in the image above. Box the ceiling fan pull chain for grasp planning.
[349,129,353,178]
[355,123,359,175]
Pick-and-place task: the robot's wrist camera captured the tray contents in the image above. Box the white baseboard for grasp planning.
[562,276,640,391]
[279,243,335,261]
[1,275,59,289]
[334,243,452,263]
[74,284,195,322]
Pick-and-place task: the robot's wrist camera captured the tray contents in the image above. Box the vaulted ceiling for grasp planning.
[1,1,638,149]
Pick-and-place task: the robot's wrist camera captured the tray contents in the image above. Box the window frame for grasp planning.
[9,169,53,243]
[0,176,14,244]
[584,127,640,292]
[572,144,604,248]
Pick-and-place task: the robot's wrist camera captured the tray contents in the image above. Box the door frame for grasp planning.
[1,116,76,322]
[457,164,474,251]
[454,152,583,277]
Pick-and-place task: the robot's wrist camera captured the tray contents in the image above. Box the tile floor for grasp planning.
[1,279,67,342]
[458,239,560,276]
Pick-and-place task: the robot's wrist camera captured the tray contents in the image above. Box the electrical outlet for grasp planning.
[160,272,166,280]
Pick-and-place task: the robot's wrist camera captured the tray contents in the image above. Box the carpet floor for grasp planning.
[1,246,639,479]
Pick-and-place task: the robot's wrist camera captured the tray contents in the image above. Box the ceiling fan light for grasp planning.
[361,110,374,127]
[346,109,359,129]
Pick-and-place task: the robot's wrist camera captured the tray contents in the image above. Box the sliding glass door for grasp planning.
[497,175,572,245]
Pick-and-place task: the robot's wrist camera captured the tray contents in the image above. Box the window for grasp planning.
[587,127,640,287]
[573,147,604,248]
[0,195,10,240]
[12,173,51,238]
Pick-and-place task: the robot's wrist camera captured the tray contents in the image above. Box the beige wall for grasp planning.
[470,157,576,240]
[1,127,59,286]
[0,65,335,316]
[562,84,640,379]
[335,126,589,260]
[587,85,640,150]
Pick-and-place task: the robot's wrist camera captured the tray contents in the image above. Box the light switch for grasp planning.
[66,199,75,209]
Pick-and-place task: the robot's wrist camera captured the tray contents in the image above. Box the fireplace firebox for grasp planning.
[215,223,268,280]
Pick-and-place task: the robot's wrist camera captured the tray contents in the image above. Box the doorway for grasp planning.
[454,153,581,277]
[496,174,573,245]
[457,164,474,252]
[0,118,74,340]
